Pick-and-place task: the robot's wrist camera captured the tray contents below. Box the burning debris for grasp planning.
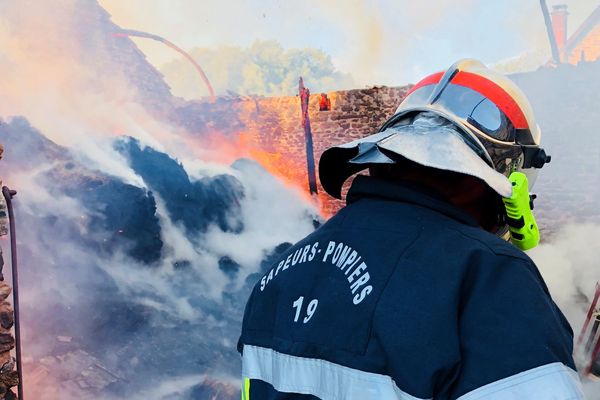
[24,347,124,400]
[0,111,317,399]
[318,93,331,112]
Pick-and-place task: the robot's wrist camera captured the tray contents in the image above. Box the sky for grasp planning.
[99,0,600,88]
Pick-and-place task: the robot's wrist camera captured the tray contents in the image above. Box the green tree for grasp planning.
[160,40,354,99]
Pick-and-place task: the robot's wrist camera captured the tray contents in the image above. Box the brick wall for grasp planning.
[568,24,600,64]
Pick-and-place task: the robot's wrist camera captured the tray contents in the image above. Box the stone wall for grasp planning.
[174,85,412,215]
[174,60,600,227]
[0,144,17,399]
[0,278,16,400]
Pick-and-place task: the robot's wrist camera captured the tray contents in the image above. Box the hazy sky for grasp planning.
[100,0,599,87]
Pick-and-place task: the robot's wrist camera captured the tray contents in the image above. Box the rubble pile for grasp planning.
[25,347,122,400]
[0,281,16,400]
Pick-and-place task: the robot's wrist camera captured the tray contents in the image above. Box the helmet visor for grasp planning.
[318,113,514,199]
[395,71,536,146]
[403,84,515,142]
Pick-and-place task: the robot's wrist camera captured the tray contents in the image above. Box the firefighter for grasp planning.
[238,59,583,399]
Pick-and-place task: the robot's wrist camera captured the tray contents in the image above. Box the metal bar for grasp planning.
[585,316,600,354]
[2,187,23,400]
[114,29,216,102]
[589,320,600,376]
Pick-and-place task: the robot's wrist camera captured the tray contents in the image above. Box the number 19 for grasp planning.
[292,296,318,323]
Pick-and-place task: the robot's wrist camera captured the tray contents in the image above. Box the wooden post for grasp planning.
[298,77,318,195]
[540,0,562,64]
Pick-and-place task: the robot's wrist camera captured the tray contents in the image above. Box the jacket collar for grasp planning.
[346,175,480,227]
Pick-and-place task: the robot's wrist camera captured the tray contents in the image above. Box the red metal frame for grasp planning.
[578,283,600,376]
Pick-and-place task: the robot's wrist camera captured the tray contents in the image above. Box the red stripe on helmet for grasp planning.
[406,72,444,96]
[451,71,529,129]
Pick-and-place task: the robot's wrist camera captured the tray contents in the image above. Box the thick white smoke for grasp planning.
[160,41,355,99]
[0,1,319,398]
[530,224,600,330]
[100,0,600,88]
[528,225,600,397]
[4,107,317,400]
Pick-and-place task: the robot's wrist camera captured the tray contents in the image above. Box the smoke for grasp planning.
[1,123,317,396]
[0,0,196,186]
[510,51,600,395]
[99,0,600,89]
[529,224,599,330]
[0,0,319,398]
[0,116,318,398]
[527,224,600,396]
[160,40,355,99]
[298,0,385,86]
[123,375,239,400]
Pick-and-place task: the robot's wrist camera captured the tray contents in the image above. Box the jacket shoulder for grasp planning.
[450,224,532,262]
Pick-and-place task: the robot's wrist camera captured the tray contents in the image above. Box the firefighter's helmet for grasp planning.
[319,59,551,199]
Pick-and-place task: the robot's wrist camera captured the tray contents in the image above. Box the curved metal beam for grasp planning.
[114,29,216,101]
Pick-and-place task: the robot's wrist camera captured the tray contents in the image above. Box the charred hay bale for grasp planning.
[0,370,17,390]
[0,285,10,302]
[0,334,14,353]
[0,303,13,331]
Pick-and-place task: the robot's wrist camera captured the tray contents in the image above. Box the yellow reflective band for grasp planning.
[241,377,250,400]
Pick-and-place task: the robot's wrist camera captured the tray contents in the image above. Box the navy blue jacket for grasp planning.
[238,176,583,400]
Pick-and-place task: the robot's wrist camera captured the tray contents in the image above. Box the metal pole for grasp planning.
[2,187,22,400]
[589,321,600,376]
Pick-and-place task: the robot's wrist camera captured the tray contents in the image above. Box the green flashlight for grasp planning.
[502,172,540,251]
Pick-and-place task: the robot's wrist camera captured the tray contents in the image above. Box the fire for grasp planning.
[189,130,318,203]
[319,93,331,111]
[175,95,327,214]
[237,133,309,187]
